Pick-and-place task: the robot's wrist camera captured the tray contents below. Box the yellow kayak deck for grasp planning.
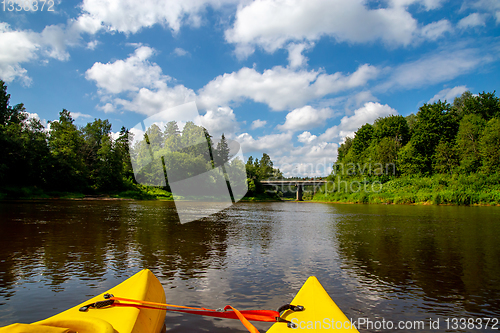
[0,269,166,333]
[1,272,357,333]
[267,277,359,332]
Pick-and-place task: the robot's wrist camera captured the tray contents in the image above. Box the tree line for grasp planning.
[131,120,248,199]
[335,90,500,178]
[0,80,250,197]
[244,153,283,197]
[316,90,500,205]
[0,78,135,193]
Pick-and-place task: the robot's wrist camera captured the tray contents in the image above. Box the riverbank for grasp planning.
[312,174,500,206]
[0,185,283,202]
[239,192,282,202]
[4,174,499,206]
[0,184,174,201]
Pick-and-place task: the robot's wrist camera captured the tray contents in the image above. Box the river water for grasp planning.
[0,201,499,332]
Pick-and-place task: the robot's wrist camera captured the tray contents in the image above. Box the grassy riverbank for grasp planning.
[0,183,174,201]
[313,174,500,206]
[240,192,282,202]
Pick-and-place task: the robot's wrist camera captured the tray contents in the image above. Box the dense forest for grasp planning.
[315,90,500,205]
[2,78,498,204]
[244,154,283,199]
[0,80,278,199]
[0,79,146,198]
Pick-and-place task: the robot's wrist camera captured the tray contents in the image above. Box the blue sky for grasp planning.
[1,0,499,177]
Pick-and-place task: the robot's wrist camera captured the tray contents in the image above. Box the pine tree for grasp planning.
[215,133,230,165]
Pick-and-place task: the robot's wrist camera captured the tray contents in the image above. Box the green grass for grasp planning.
[313,173,500,206]
[0,183,174,201]
[241,191,282,202]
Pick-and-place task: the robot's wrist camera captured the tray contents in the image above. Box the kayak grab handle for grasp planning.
[277,304,304,314]
[79,299,115,312]
[276,304,305,329]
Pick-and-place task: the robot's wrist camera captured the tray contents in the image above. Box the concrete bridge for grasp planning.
[260,180,327,201]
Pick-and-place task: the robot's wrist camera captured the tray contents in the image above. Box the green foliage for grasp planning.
[410,101,457,174]
[405,113,417,134]
[461,91,500,120]
[48,109,87,191]
[225,157,247,196]
[81,118,121,191]
[244,153,282,197]
[480,118,500,174]
[373,137,398,174]
[373,115,410,146]
[164,121,180,137]
[451,90,474,120]
[396,142,423,176]
[215,133,230,165]
[0,82,53,188]
[314,173,500,206]
[455,114,485,173]
[433,140,458,175]
[351,123,374,155]
[164,121,182,152]
[0,81,175,198]
[336,136,352,163]
[322,90,500,206]
[257,153,275,179]
[247,178,256,193]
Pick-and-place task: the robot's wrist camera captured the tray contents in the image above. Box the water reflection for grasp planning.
[1,201,499,332]
[0,201,229,296]
[333,204,500,316]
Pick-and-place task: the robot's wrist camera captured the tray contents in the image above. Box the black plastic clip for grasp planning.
[275,304,304,329]
[79,299,115,312]
[277,304,305,314]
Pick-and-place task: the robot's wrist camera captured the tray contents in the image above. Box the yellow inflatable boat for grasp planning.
[0,269,166,333]
[0,271,358,332]
[267,276,359,332]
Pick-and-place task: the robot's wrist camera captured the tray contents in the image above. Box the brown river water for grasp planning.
[0,200,499,332]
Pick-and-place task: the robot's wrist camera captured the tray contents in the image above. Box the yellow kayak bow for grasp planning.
[0,271,358,332]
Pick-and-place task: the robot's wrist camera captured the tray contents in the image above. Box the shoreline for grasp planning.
[3,196,498,207]
[309,199,500,207]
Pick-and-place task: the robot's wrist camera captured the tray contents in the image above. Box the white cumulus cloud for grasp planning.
[86,45,196,115]
[198,64,379,111]
[320,102,397,142]
[225,0,448,58]
[70,111,93,120]
[277,106,333,132]
[0,18,104,85]
[297,131,317,143]
[428,85,469,103]
[114,83,196,116]
[173,47,189,56]
[251,119,267,129]
[78,0,238,34]
[0,23,38,85]
[420,19,453,40]
[236,132,293,154]
[457,13,488,29]
[196,106,239,136]
[287,42,313,68]
[86,46,167,94]
[389,0,445,10]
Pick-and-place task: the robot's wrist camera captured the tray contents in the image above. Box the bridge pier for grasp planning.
[296,184,303,201]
